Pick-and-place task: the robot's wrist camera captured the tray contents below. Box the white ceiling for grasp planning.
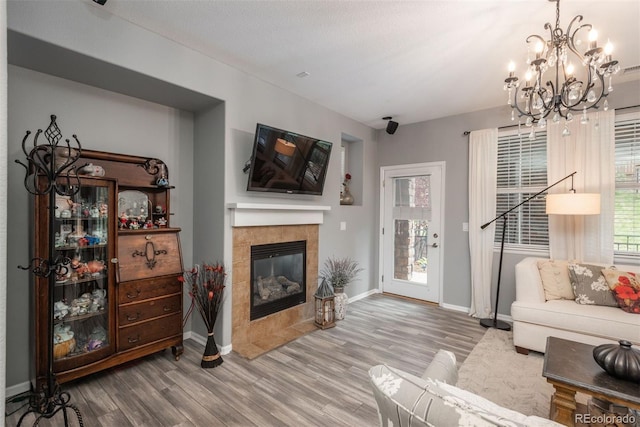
[98,0,640,129]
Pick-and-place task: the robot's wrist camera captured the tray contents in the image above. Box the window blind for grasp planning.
[495,130,548,248]
[614,114,640,255]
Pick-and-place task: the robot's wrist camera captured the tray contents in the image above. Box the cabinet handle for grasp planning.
[132,241,167,270]
[128,335,140,344]
[163,306,172,312]
[126,313,140,321]
[126,289,141,299]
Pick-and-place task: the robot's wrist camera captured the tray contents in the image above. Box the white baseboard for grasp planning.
[6,381,30,399]
[185,331,232,355]
[439,302,470,313]
[348,288,380,303]
[438,303,513,324]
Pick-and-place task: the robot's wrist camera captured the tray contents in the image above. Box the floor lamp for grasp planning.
[479,171,600,330]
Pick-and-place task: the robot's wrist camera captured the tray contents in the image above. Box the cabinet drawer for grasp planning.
[118,313,181,351]
[117,231,183,282]
[118,276,181,304]
[118,294,181,326]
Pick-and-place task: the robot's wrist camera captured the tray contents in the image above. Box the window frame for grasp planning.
[494,127,549,255]
[613,111,640,261]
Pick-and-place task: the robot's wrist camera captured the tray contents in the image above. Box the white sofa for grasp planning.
[511,257,640,354]
[369,350,561,426]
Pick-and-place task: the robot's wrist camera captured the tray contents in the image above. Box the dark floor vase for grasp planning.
[202,333,223,368]
[593,340,640,383]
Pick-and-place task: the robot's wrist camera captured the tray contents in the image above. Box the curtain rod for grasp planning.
[462,104,640,137]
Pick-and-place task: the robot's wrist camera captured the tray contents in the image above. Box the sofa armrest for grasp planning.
[368,364,562,426]
[515,257,547,304]
[421,349,457,384]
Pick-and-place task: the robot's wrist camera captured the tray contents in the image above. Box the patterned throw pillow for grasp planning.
[568,263,618,307]
[537,260,574,300]
[601,269,640,314]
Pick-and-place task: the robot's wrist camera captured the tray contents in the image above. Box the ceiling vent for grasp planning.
[622,65,640,75]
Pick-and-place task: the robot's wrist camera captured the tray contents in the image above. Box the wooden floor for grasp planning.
[5,294,486,427]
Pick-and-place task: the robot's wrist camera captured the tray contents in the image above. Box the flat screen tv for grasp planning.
[246,123,333,195]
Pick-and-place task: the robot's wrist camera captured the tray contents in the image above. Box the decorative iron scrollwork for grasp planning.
[17,252,71,278]
[139,158,163,176]
[15,115,82,197]
[132,241,167,270]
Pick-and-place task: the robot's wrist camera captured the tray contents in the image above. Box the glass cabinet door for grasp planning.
[52,179,114,369]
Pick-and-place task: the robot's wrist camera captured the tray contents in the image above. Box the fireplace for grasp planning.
[250,240,306,320]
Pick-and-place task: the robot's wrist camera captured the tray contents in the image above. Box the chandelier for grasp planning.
[504,0,620,131]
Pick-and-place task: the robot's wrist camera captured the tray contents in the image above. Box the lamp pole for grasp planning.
[479,171,577,330]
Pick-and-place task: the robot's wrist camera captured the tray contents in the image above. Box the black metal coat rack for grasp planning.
[14,115,84,426]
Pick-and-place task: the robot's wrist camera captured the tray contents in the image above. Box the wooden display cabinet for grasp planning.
[32,150,183,390]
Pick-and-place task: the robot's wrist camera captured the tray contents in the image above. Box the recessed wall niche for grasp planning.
[340,132,364,206]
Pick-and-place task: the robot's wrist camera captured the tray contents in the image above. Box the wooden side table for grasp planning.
[542,337,640,426]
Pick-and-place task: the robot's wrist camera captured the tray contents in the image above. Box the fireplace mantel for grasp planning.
[227,202,331,227]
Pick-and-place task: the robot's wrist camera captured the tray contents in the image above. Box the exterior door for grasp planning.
[380,163,444,303]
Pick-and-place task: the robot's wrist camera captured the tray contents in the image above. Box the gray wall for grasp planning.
[6,65,195,388]
[377,78,640,315]
[5,0,379,390]
[191,103,226,338]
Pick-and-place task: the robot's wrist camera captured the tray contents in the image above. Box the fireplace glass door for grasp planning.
[250,240,306,320]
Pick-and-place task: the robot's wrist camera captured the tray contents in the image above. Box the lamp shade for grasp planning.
[546,193,601,215]
[275,138,296,157]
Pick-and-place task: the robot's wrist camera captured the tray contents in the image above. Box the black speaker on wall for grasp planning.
[383,116,398,135]
[93,0,107,5]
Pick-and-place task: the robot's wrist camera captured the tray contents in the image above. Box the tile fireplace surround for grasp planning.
[229,203,330,359]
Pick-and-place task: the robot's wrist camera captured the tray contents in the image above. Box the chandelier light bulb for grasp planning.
[525,70,532,85]
[566,63,575,76]
[508,61,516,73]
[535,41,544,53]
[588,29,598,43]
[604,40,613,56]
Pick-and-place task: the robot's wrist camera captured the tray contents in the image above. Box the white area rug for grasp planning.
[457,328,555,418]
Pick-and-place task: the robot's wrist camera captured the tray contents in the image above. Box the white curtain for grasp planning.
[468,129,498,318]
[547,110,615,263]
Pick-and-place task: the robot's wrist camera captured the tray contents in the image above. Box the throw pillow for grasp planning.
[537,260,574,301]
[601,269,640,314]
[568,263,618,307]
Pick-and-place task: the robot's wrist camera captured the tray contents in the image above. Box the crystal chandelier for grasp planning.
[504,0,620,131]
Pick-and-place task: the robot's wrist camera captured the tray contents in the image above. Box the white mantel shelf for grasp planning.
[227,203,331,227]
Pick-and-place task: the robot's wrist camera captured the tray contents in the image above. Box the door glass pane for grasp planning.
[394,219,429,283]
[392,175,431,284]
[394,176,430,208]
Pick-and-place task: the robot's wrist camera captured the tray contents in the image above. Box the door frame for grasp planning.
[378,161,446,304]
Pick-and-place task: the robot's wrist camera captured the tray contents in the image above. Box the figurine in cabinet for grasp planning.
[99,202,108,218]
[119,212,128,229]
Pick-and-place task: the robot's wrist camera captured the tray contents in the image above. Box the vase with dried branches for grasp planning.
[320,256,363,320]
[180,262,227,368]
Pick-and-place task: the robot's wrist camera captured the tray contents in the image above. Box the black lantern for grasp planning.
[314,278,335,329]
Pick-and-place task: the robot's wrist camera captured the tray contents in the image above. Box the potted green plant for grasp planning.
[320,256,363,320]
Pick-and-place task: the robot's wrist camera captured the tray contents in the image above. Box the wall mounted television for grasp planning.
[246,123,333,195]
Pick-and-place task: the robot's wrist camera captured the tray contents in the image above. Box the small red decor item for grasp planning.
[601,269,640,314]
[613,283,640,314]
[180,262,227,367]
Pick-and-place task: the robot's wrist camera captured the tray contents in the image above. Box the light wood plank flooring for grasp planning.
[5,293,486,426]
